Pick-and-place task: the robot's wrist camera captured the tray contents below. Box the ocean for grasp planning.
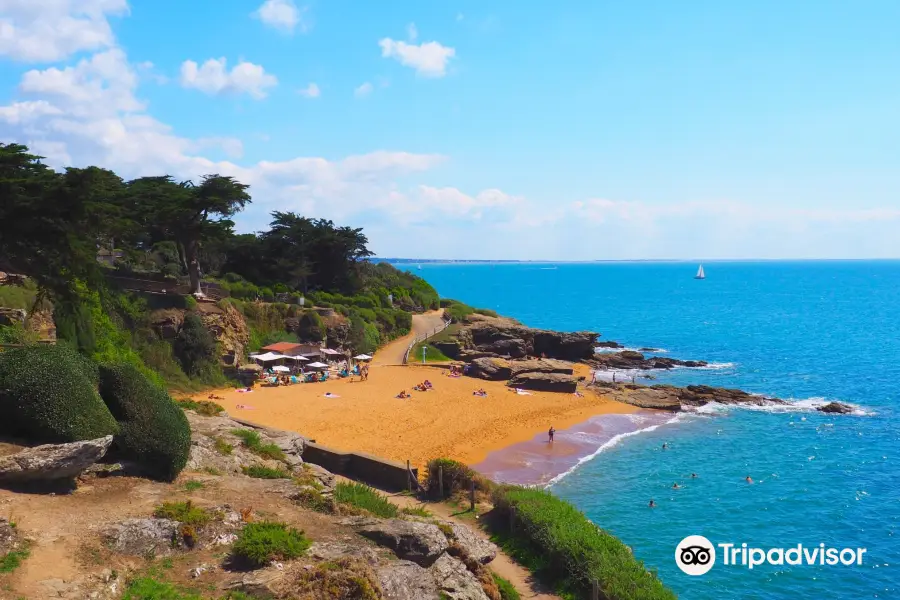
[404,261,899,600]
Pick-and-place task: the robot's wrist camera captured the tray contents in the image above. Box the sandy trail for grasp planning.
[372,309,446,366]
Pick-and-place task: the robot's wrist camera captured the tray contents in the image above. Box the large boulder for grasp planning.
[150,308,185,340]
[0,307,26,327]
[429,554,491,600]
[532,330,598,361]
[441,521,497,565]
[102,518,180,556]
[508,358,574,377]
[0,435,113,483]
[480,338,528,358]
[508,372,577,393]
[356,519,449,566]
[378,560,441,600]
[467,358,512,381]
[818,401,854,414]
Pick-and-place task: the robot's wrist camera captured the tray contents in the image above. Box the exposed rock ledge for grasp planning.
[604,384,786,411]
[588,350,707,371]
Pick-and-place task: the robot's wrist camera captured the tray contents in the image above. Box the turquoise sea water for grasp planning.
[405,261,899,600]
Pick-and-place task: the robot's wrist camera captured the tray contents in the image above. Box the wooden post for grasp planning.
[591,580,599,600]
[438,466,444,498]
[407,460,411,492]
[469,480,476,512]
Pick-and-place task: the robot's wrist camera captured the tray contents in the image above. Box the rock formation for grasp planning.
[0,435,113,483]
[589,350,707,370]
[818,401,854,414]
[606,384,786,411]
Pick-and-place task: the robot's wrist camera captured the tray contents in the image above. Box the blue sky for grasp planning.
[2,1,900,260]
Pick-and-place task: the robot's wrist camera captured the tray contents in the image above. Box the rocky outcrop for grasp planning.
[818,401,854,414]
[102,518,180,556]
[590,350,707,370]
[607,384,785,411]
[378,560,441,600]
[468,357,575,383]
[356,519,449,567]
[508,372,578,393]
[198,302,250,367]
[467,358,512,381]
[150,308,185,340]
[596,341,623,349]
[0,435,113,483]
[439,315,600,362]
[0,307,26,327]
[25,307,56,340]
[430,554,491,600]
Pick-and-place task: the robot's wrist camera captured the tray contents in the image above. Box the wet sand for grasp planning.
[194,363,638,469]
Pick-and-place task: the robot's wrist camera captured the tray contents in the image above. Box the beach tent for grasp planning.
[321,348,342,355]
[287,355,310,361]
[253,352,286,363]
[272,365,290,373]
[353,354,373,361]
[306,361,329,369]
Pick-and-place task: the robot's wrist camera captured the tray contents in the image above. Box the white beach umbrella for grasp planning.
[306,361,329,369]
[253,352,286,362]
[288,355,310,361]
[353,354,373,360]
[272,365,290,373]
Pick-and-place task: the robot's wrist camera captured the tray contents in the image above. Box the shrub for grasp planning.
[492,573,521,600]
[183,295,198,310]
[297,310,325,342]
[231,428,286,461]
[425,458,493,499]
[231,521,311,568]
[175,398,224,416]
[214,437,234,455]
[121,577,203,600]
[293,487,333,513]
[333,482,398,518]
[183,480,204,492]
[291,557,381,599]
[243,465,291,479]
[0,544,30,574]
[153,500,215,527]
[491,487,675,600]
[98,362,192,481]
[174,313,218,377]
[443,300,476,323]
[0,344,119,443]
[473,308,499,318]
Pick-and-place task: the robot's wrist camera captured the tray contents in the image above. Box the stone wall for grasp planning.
[303,442,418,492]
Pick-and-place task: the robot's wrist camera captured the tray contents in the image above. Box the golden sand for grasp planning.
[197,360,637,469]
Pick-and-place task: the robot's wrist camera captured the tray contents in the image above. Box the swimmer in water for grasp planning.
[672,482,680,489]
[648,499,656,508]
[662,443,668,450]
[691,473,698,478]
[745,475,753,484]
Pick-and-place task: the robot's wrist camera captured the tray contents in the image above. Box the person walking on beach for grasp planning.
[548,426,555,443]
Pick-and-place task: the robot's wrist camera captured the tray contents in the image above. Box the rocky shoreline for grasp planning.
[436,314,856,415]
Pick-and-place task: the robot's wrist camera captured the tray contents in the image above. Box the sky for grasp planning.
[2,0,900,260]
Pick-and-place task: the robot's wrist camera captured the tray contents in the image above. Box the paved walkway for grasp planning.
[371,309,446,366]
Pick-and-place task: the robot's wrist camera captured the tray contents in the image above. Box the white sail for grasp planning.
[695,265,705,279]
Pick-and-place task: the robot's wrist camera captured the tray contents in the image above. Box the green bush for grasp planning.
[175,398,224,416]
[121,577,203,600]
[231,521,311,568]
[98,362,191,481]
[0,344,119,443]
[0,544,30,574]
[425,458,493,499]
[473,308,499,318]
[333,482,398,518]
[443,300,475,323]
[492,487,675,600]
[297,310,325,342]
[153,500,216,527]
[183,295,198,310]
[174,313,218,378]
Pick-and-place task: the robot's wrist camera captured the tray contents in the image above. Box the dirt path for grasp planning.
[388,494,561,600]
[371,309,446,366]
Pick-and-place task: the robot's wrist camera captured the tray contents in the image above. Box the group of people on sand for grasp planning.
[448,365,463,377]
[413,380,433,392]
[649,443,755,507]
[473,388,488,397]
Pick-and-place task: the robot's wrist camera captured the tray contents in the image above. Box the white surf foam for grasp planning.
[593,346,669,354]
[683,397,871,417]
[545,413,683,487]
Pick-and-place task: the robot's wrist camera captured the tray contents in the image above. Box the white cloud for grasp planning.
[0,0,129,62]
[354,81,373,98]
[407,22,418,41]
[379,38,455,77]
[417,186,522,219]
[253,0,307,34]
[179,58,277,99]
[297,82,319,98]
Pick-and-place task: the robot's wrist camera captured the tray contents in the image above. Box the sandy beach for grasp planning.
[195,360,638,469]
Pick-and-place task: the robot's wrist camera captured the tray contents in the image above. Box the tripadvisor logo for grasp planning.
[675,536,867,576]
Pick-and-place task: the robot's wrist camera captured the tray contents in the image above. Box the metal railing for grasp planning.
[403,318,452,365]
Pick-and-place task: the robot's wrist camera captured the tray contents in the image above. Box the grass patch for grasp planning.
[400,505,433,518]
[214,437,234,455]
[153,501,215,527]
[175,398,224,417]
[182,480,204,492]
[230,521,311,569]
[408,342,452,363]
[0,546,30,574]
[231,429,285,461]
[202,467,222,476]
[333,482,398,518]
[121,577,202,600]
[491,486,675,600]
[293,487,332,513]
[492,573,521,600]
[243,465,291,479]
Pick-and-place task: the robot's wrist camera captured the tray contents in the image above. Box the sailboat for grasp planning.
[695,264,706,280]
